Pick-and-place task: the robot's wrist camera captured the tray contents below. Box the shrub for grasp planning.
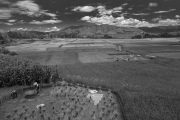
[0,47,17,56]
[8,51,18,56]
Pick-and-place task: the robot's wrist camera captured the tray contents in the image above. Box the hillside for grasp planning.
[139,25,180,34]
[57,24,143,38]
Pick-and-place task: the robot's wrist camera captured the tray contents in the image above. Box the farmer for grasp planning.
[11,90,17,99]
[33,82,40,94]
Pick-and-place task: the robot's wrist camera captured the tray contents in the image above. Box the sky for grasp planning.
[0,0,180,32]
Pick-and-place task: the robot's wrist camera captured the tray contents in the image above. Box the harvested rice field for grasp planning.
[6,38,152,65]
[0,81,122,120]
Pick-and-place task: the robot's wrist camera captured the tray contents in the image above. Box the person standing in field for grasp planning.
[33,82,40,94]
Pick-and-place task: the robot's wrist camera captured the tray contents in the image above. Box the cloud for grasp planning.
[149,3,158,7]
[81,15,155,27]
[10,28,28,31]
[80,5,153,27]
[29,20,62,24]
[18,20,26,24]
[14,0,40,13]
[81,15,180,27]
[175,15,180,18]
[133,13,149,16]
[122,3,128,6]
[0,9,12,19]
[72,5,124,15]
[4,23,13,25]
[158,19,180,26]
[8,19,16,22]
[152,17,162,22]
[154,9,176,13]
[17,28,27,31]
[72,6,96,12]
[45,26,60,32]
[0,0,58,19]
[80,5,180,28]
[97,6,123,16]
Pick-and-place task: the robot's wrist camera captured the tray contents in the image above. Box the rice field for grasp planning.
[3,37,180,120]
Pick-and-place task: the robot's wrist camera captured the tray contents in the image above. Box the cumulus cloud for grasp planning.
[14,0,40,13]
[13,0,58,19]
[154,9,176,13]
[29,20,62,24]
[175,15,180,18]
[0,0,58,20]
[97,6,123,16]
[80,5,154,27]
[45,26,60,32]
[72,6,96,12]
[8,19,16,22]
[81,15,180,27]
[81,15,155,27]
[149,3,158,7]
[72,5,124,14]
[80,5,180,27]
[158,19,180,26]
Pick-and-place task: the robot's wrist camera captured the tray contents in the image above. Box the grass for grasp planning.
[52,57,180,120]
[120,90,180,120]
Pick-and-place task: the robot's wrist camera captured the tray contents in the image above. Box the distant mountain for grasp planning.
[139,25,180,34]
[57,24,143,38]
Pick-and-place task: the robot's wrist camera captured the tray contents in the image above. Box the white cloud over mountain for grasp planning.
[29,20,62,24]
[81,15,155,27]
[81,5,180,27]
[45,26,60,32]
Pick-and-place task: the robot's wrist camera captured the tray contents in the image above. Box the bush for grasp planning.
[0,47,17,56]
[0,47,10,54]
[0,54,52,87]
[8,51,18,56]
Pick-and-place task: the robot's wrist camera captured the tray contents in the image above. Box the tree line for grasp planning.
[1,31,180,44]
[132,32,180,39]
